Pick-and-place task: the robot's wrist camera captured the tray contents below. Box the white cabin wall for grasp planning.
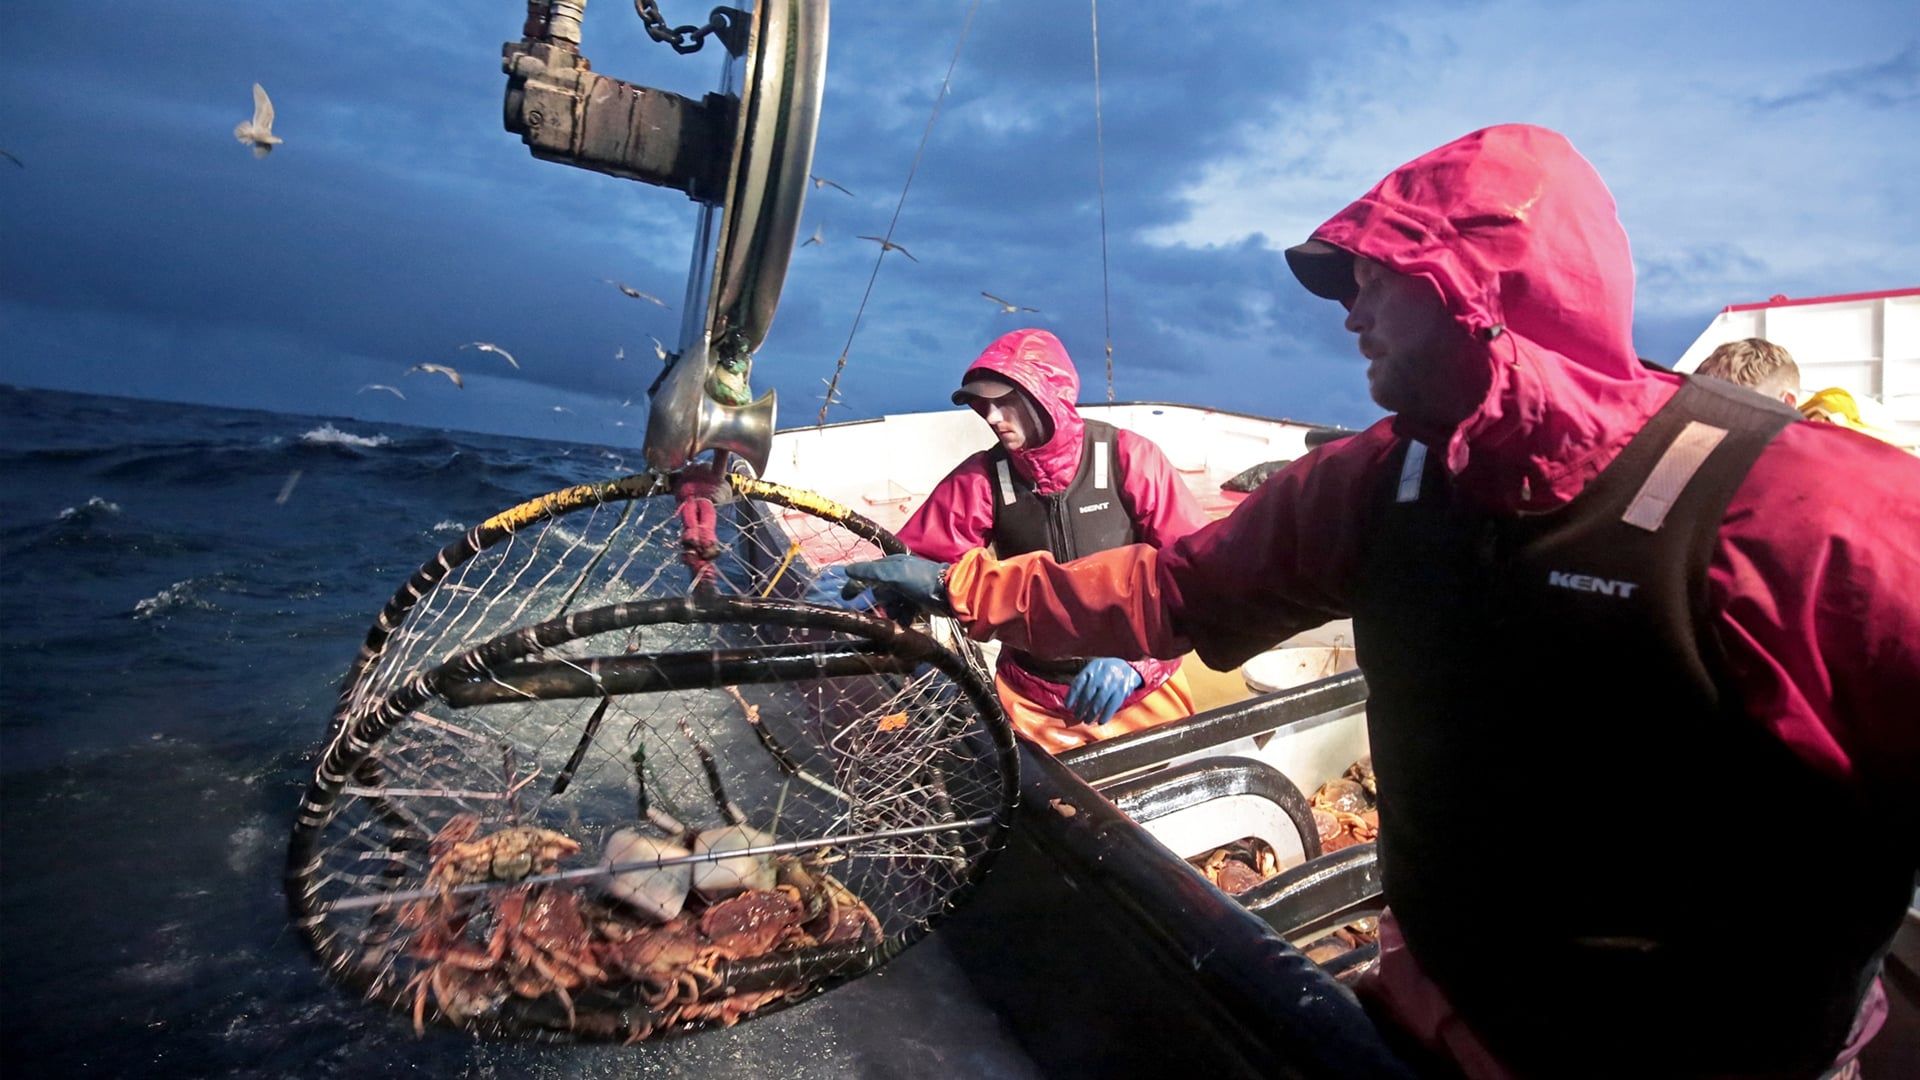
[765,404,1328,534]
[1673,293,1920,439]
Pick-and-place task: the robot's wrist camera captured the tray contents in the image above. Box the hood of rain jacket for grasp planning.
[959,329,1085,495]
[1304,123,1680,513]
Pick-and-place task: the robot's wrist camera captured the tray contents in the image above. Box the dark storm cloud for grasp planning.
[0,1,1405,435]
[774,3,1380,422]
[12,2,1905,443]
[1636,244,1770,294]
[1752,40,1919,111]
[0,4,708,423]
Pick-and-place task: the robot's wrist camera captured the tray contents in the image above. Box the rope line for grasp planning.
[817,0,985,426]
[1091,0,1116,402]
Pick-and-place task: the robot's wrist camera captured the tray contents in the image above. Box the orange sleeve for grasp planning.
[945,544,1189,662]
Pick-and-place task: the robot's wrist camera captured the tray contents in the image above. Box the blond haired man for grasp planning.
[1696,337,1801,406]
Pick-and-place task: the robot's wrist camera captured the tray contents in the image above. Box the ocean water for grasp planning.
[0,386,1038,1078]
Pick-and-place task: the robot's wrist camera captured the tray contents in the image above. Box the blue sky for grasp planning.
[1,1,1914,442]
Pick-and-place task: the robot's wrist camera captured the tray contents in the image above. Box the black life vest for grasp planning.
[988,419,1137,681]
[1350,377,1911,1075]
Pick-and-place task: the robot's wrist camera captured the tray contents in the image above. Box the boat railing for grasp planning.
[1059,668,1368,786]
[936,742,1416,1079]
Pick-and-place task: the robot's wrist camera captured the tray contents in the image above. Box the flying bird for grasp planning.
[981,291,1040,314]
[604,279,670,308]
[857,235,918,262]
[614,345,625,362]
[233,83,283,158]
[802,224,825,247]
[810,174,853,196]
[460,341,518,369]
[358,383,406,399]
[649,335,669,362]
[406,363,464,388]
[0,149,22,168]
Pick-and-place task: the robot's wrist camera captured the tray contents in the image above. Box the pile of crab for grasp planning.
[390,805,881,1041]
[1187,836,1285,895]
[1185,755,1381,896]
[1184,756,1383,969]
[1303,755,1381,963]
[1309,755,1378,853]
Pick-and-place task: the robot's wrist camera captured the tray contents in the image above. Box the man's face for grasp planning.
[970,390,1042,451]
[1344,257,1485,427]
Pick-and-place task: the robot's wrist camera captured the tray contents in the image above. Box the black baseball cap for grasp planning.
[1285,239,1357,303]
[951,373,1020,406]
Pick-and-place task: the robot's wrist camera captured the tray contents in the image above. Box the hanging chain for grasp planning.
[633,1,744,55]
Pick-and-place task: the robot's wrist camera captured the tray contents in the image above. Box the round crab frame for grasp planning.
[286,472,1016,1040]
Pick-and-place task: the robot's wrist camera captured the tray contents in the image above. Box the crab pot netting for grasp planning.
[287,473,1015,1040]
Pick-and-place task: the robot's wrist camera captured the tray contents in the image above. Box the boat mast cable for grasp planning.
[817,0,985,427]
[1090,0,1115,402]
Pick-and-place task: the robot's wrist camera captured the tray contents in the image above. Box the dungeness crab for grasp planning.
[391,726,884,1039]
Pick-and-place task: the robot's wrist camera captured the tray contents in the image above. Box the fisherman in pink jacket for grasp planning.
[882,329,1211,752]
[844,125,1920,1076]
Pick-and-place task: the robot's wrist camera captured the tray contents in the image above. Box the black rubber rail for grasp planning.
[1321,941,1381,983]
[1101,755,1324,876]
[1016,745,1417,1079]
[440,640,920,706]
[1239,843,1385,940]
[1059,669,1368,785]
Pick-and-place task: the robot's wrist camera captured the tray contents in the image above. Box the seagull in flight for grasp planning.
[406,363,464,388]
[857,235,918,262]
[614,345,625,362]
[358,384,406,400]
[604,279,671,308]
[802,224,825,247]
[649,335,670,362]
[810,174,853,196]
[460,341,518,369]
[233,83,283,158]
[981,291,1040,314]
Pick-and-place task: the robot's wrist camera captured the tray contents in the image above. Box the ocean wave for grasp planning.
[300,424,390,449]
[133,578,223,620]
[57,496,122,520]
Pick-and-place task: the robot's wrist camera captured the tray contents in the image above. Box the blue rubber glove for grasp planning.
[841,554,951,618]
[1065,658,1143,726]
[805,565,877,611]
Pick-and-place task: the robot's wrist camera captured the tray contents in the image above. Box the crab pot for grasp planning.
[286,473,1014,1041]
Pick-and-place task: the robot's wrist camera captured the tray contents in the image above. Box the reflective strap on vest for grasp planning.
[1092,439,1109,490]
[1396,441,1428,503]
[1622,421,1728,532]
[995,458,1017,506]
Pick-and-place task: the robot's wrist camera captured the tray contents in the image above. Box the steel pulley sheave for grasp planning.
[288,1,1016,1042]
[650,0,828,477]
